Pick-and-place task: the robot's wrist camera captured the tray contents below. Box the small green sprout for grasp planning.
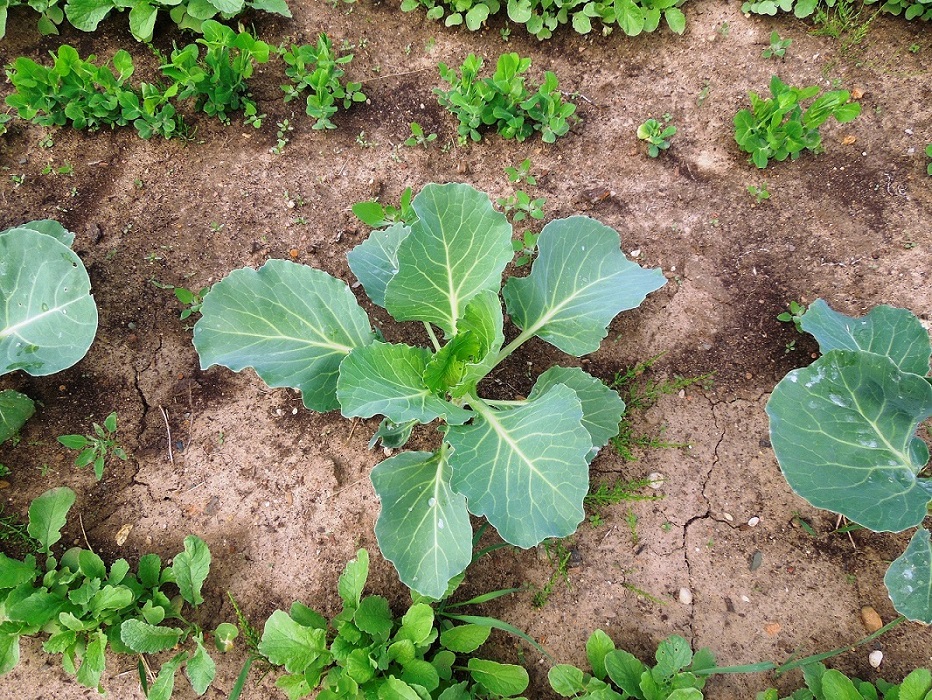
[403,121,437,148]
[762,30,792,59]
[505,158,537,185]
[748,182,771,203]
[637,117,676,157]
[776,300,806,332]
[57,412,128,480]
[926,143,932,175]
[512,230,539,267]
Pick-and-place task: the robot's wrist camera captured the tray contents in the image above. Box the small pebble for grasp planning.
[678,587,693,605]
[383,447,393,457]
[748,516,760,527]
[723,512,734,522]
[647,472,665,489]
[749,551,763,571]
[869,650,883,668]
[861,606,883,633]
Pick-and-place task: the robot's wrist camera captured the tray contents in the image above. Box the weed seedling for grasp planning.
[355,130,376,147]
[403,121,437,148]
[270,118,293,155]
[511,230,539,266]
[57,412,128,480]
[497,190,545,222]
[748,182,771,203]
[776,300,806,331]
[762,30,792,59]
[637,117,676,157]
[505,157,537,185]
[926,143,932,175]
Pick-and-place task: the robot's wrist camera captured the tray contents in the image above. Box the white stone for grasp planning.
[678,587,693,605]
[869,650,883,668]
[748,516,761,527]
[648,472,665,489]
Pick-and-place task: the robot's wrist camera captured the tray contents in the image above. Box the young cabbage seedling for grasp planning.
[637,118,676,157]
[762,30,792,58]
[193,182,666,597]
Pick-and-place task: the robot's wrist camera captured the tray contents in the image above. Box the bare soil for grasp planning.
[1,1,931,698]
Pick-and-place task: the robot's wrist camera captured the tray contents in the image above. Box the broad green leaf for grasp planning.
[586,629,617,681]
[207,0,244,11]
[0,229,98,377]
[248,0,292,16]
[885,528,932,623]
[447,385,590,548]
[467,658,529,696]
[528,366,625,461]
[398,603,434,645]
[667,690,703,700]
[76,630,107,688]
[0,389,35,443]
[193,260,374,412]
[8,589,63,627]
[665,6,686,33]
[401,658,441,691]
[378,676,421,699]
[549,664,586,696]
[338,548,369,608]
[89,585,134,612]
[172,535,211,606]
[258,610,328,673]
[347,222,410,308]
[337,343,472,425]
[503,217,666,356]
[6,220,73,247]
[440,624,491,653]
[276,673,312,700]
[384,183,512,337]
[820,670,864,700]
[767,350,932,532]
[186,638,216,695]
[604,649,647,696]
[128,2,158,41]
[464,3,489,29]
[120,619,183,653]
[800,300,931,377]
[289,601,327,630]
[0,634,20,675]
[148,651,188,700]
[64,0,114,32]
[0,553,38,588]
[507,0,533,22]
[138,553,162,588]
[369,417,417,449]
[615,0,645,35]
[654,635,693,679]
[372,450,472,599]
[28,487,76,554]
[355,595,393,639]
[897,668,932,700]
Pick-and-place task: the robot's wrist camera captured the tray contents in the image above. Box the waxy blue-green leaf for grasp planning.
[0,228,98,377]
[0,389,35,444]
[385,183,512,337]
[347,222,410,308]
[28,486,76,554]
[766,350,932,532]
[800,299,932,377]
[503,217,666,356]
[4,220,74,247]
[372,450,472,599]
[528,366,625,462]
[193,260,374,412]
[448,385,590,547]
[885,528,932,623]
[337,343,472,426]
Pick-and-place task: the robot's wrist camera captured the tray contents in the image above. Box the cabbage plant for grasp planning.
[193,182,666,597]
[0,220,98,443]
[767,299,932,623]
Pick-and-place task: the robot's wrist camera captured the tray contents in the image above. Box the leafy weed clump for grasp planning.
[733,75,861,168]
[281,34,367,130]
[435,53,577,144]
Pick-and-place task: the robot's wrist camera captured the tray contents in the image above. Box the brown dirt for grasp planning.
[1,1,931,698]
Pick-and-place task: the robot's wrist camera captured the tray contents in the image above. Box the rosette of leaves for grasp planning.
[192,182,666,598]
[280,34,366,130]
[766,299,932,623]
[161,20,270,126]
[0,487,222,697]
[0,220,97,445]
[62,0,291,43]
[251,549,530,700]
[549,630,714,699]
[734,76,861,168]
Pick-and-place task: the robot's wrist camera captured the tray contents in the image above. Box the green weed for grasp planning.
[57,411,128,480]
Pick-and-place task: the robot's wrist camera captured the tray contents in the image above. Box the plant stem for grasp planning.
[482,399,526,407]
[424,322,441,352]
[492,326,537,369]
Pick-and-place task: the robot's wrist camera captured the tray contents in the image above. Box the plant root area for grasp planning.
[1,2,931,697]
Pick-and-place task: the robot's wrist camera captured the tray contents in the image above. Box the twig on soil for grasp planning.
[346,418,359,444]
[358,67,433,84]
[562,90,597,107]
[159,406,174,466]
[836,513,858,549]
[78,513,94,554]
